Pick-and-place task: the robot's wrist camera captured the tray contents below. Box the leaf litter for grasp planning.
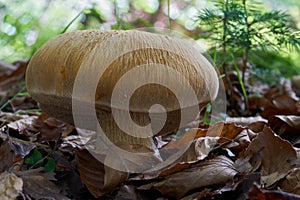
[1,60,300,199]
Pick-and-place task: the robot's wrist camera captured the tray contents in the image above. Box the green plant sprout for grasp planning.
[197,0,300,113]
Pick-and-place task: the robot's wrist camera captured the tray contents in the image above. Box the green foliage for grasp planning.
[24,149,43,165]
[197,0,300,54]
[196,0,300,111]
[24,148,56,172]
[44,158,56,172]
[203,103,212,125]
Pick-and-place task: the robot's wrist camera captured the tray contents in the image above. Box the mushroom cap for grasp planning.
[26,30,219,135]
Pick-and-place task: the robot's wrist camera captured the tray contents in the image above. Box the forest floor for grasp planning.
[1,60,300,200]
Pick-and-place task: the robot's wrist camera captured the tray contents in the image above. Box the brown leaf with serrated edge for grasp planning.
[278,167,300,195]
[153,156,238,198]
[76,149,127,197]
[245,126,297,188]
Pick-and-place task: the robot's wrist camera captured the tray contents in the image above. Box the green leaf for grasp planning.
[24,149,43,165]
[44,158,56,172]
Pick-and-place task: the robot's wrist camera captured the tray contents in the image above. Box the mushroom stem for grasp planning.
[98,111,154,148]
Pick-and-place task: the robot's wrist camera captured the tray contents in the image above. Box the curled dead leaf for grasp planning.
[278,167,300,195]
[153,156,238,198]
[75,149,127,197]
[269,115,300,143]
[261,95,300,119]
[245,126,297,188]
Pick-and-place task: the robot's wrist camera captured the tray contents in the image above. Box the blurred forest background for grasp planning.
[0,0,299,76]
[1,0,300,115]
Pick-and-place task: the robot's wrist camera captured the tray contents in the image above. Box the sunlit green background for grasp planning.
[0,0,299,77]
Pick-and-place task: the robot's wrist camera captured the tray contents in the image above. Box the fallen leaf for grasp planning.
[0,171,23,200]
[180,188,212,200]
[217,172,260,200]
[115,185,138,200]
[0,140,14,172]
[7,114,74,142]
[269,115,300,143]
[75,149,127,197]
[282,79,299,101]
[180,136,219,162]
[0,61,16,76]
[16,167,69,200]
[195,122,245,142]
[7,115,38,134]
[261,95,300,118]
[0,60,28,98]
[278,167,300,195]
[158,162,190,177]
[30,114,74,142]
[249,184,300,200]
[245,126,297,188]
[225,116,267,126]
[0,112,30,127]
[153,156,238,198]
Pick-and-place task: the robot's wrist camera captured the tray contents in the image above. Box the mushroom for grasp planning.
[26,29,219,151]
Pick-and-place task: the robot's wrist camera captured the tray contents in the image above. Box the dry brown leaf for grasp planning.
[0,140,14,172]
[30,114,74,142]
[180,189,212,200]
[0,61,16,76]
[115,185,139,200]
[180,136,219,162]
[0,171,23,200]
[225,116,267,126]
[165,128,197,149]
[158,162,190,177]
[76,149,127,197]
[292,75,300,97]
[0,60,28,98]
[247,121,267,134]
[283,79,299,101]
[249,184,300,200]
[0,112,30,127]
[268,115,300,143]
[245,126,297,188]
[7,114,74,142]
[153,156,238,198]
[158,137,219,177]
[7,116,38,133]
[261,95,300,118]
[218,172,260,199]
[278,167,300,195]
[16,167,69,200]
[195,122,245,142]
